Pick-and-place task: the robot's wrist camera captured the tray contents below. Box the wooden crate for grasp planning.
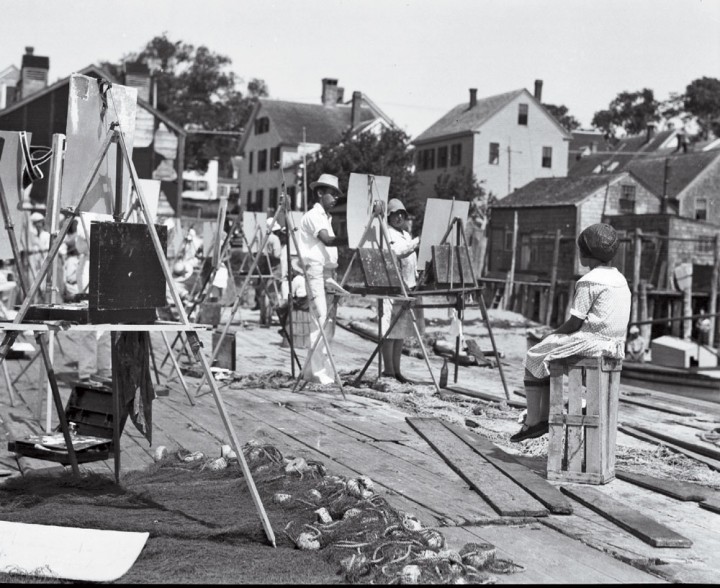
[547,356,622,484]
[290,309,311,349]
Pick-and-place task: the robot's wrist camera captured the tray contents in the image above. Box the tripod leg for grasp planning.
[2,359,16,407]
[11,348,40,386]
[160,331,194,406]
[185,331,276,546]
[477,291,511,400]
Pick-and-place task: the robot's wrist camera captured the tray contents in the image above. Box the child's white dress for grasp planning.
[524,266,631,379]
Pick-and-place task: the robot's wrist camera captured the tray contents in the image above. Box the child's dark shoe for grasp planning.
[509,420,549,443]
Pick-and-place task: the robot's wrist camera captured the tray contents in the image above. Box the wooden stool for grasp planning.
[547,356,622,484]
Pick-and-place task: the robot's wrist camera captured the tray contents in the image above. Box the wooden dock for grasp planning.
[2,311,720,584]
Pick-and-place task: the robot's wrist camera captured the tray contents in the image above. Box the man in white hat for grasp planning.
[298,174,347,384]
[298,173,347,384]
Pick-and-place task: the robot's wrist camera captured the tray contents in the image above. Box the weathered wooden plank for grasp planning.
[616,469,716,502]
[407,417,548,517]
[443,422,573,514]
[230,402,498,523]
[619,394,697,417]
[699,496,720,514]
[560,485,693,548]
[333,418,411,442]
[446,384,527,409]
[440,525,666,584]
[619,424,720,472]
[624,423,720,462]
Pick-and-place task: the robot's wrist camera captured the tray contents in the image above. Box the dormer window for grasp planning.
[254,116,270,135]
[518,103,528,125]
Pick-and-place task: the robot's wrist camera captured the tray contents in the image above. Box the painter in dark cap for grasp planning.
[577,223,619,263]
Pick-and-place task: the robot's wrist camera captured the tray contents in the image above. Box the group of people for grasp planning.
[268,173,423,386]
[282,175,634,448]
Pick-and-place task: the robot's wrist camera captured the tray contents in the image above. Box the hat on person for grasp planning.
[577,223,619,263]
[0,272,17,293]
[309,173,343,196]
[30,212,45,223]
[387,198,407,216]
[629,325,640,335]
[266,217,282,232]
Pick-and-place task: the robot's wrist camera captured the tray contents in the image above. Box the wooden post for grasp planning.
[631,228,642,323]
[503,211,518,310]
[683,285,693,341]
[545,229,561,325]
[710,234,720,347]
[639,281,650,358]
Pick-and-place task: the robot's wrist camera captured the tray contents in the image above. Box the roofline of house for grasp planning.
[236,100,262,153]
[412,129,477,146]
[491,173,627,209]
[0,63,186,136]
[352,92,398,130]
[672,149,720,202]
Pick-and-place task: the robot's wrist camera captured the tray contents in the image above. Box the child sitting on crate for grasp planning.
[511,223,631,443]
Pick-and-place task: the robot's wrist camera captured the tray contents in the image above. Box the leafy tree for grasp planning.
[592,89,660,136]
[101,33,268,174]
[682,77,720,139]
[304,127,418,216]
[542,103,581,131]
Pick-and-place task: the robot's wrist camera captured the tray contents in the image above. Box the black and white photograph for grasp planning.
[0,0,719,583]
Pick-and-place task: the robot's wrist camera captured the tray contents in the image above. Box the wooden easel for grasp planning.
[190,206,305,395]
[0,89,276,546]
[273,187,346,397]
[337,199,441,393]
[416,214,510,400]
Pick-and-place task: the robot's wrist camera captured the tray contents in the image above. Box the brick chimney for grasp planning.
[19,46,49,99]
[534,79,543,102]
[469,88,477,109]
[351,91,363,129]
[321,78,339,106]
[124,61,151,103]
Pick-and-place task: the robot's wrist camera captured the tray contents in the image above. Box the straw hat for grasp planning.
[30,212,45,223]
[266,217,282,232]
[309,173,342,196]
[387,199,407,215]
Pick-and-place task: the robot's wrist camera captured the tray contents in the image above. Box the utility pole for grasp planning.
[506,143,522,194]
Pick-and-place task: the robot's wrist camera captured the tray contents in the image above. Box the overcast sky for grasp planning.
[2,0,719,138]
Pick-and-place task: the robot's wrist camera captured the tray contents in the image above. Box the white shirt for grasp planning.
[387,226,418,288]
[298,203,338,268]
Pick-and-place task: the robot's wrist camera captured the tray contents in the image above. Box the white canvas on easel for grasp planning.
[417,198,470,268]
[134,179,161,223]
[243,211,267,253]
[0,131,31,260]
[60,74,138,215]
[346,173,390,249]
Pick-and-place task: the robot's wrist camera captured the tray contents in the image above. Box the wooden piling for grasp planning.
[545,229,561,325]
[631,229,642,324]
[710,234,720,347]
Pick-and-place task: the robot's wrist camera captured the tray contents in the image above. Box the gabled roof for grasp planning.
[491,174,625,209]
[568,130,615,156]
[412,88,572,145]
[568,130,678,176]
[626,149,720,199]
[238,93,394,153]
[0,64,185,136]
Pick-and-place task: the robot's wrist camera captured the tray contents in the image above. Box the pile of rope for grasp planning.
[237,442,524,584]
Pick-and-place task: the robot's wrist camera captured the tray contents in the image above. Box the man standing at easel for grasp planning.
[298,173,346,384]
